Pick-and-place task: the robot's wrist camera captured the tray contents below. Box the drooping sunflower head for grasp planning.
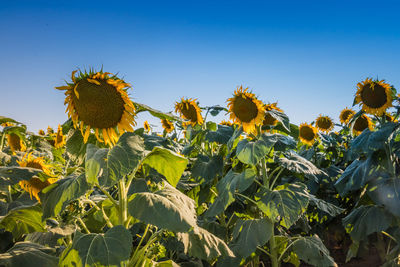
[354,78,393,116]
[7,133,26,153]
[352,114,373,135]
[227,86,265,133]
[299,123,318,146]
[53,124,66,148]
[161,119,174,133]
[263,102,284,126]
[55,70,136,146]
[38,129,45,136]
[315,115,334,133]
[220,120,233,127]
[143,121,151,132]
[339,108,355,124]
[174,98,204,126]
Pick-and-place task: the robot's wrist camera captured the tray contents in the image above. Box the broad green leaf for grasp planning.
[142,147,188,187]
[308,195,344,217]
[227,127,243,152]
[41,173,89,219]
[230,218,273,258]
[85,144,110,186]
[236,133,278,165]
[0,116,19,125]
[60,225,132,267]
[177,226,234,261]
[267,109,290,131]
[342,205,394,241]
[275,123,299,139]
[0,151,12,165]
[205,125,234,144]
[0,167,41,186]
[368,176,400,217]
[292,235,336,267]
[65,128,88,165]
[273,134,297,151]
[108,132,145,182]
[0,205,45,240]
[0,241,58,267]
[257,183,309,228]
[133,101,182,121]
[191,155,223,183]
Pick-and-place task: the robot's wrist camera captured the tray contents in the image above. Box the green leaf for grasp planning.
[108,132,145,182]
[308,195,345,217]
[0,167,41,186]
[236,133,278,165]
[205,125,234,144]
[60,225,132,267]
[191,155,223,183]
[230,218,273,258]
[0,205,46,240]
[142,147,188,187]
[342,205,394,241]
[267,109,290,131]
[0,116,19,125]
[41,173,89,219]
[65,128,87,165]
[177,226,234,261]
[85,144,110,186]
[368,176,400,217]
[133,101,182,121]
[0,242,58,267]
[257,183,309,228]
[292,235,336,267]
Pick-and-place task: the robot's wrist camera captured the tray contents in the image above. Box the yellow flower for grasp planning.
[6,133,26,153]
[354,78,393,116]
[352,114,373,135]
[47,126,54,134]
[54,124,66,148]
[339,108,355,125]
[263,102,284,126]
[315,115,334,133]
[161,119,174,133]
[17,153,56,202]
[38,129,45,135]
[143,121,151,132]
[175,98,203,126]
[299,123,317,146]
[220,120,233,127]
[227,86,265,133]
[55,70,136,146]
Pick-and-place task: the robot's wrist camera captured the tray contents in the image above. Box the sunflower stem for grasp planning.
[0,133,5,151]
[261,157,269,188]
[76,217,90,233]
[7,185,12,202]
[268,219,279,267]
[118,179,128,227]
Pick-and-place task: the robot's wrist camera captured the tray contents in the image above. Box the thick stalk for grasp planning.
[0,133,5,151]
[118,179,128,227]
[269,220,279,267]
[261,158,269,188]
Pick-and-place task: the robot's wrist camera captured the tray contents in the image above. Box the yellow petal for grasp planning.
[71,70,77,83]
[74,83,80,99]
[55,86,70,90]
[87,78,101,85]
[83,126,91,143]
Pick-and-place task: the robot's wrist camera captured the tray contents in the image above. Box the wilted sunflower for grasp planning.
[355,78,393,116]
[220,120,233,127]
[263,102,284,126]
[17,153,56,202]
[161,119,174,133]
[227,86,265,133]
[299,123,317,146]
[53,124,66,148]
[339,108,355,124]
[6,133,26,153]
[143,121,151,132]
[55,70,136,146]
[352,114,373,135]
[175,98,203,126]
[315,115,334,133]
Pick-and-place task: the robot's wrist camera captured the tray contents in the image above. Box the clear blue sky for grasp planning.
[1,0,400,132]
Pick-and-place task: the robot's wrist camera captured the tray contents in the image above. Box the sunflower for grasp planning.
[299,123,318,146]
[47,126,54,134]
[383,113,395,122]
[227,86,265,133]
[339,108,355,124]
[354,78,393,116]
[17,153,56,202]
[352,114,373,135]
[161,119,174,133]
[55,70,136,146]
[263,102,284,126]
[7,133,26,153]
[174,98,203,126]
[220,120,233,127]
[38,129,45,136]
[53,124,66,148]
[143,121,151,132]
[315,115,334,133]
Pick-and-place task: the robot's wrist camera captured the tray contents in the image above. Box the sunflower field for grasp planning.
[1,70,400,267]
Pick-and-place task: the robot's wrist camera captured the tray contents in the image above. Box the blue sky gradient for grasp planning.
[1,0,400,132]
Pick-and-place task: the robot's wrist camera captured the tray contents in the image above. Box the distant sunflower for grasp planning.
[227,86,265,133]
[175,98,203,126]
[144,121,151,132]
[47,126,54,134]
[353,114,373,135]
[315,115,334,133]
[339,108,355,124]
[55,70,136,146]
[355,78,393,116]
[38,129,45,136]
[263,102,284,126]
[299,123,317,146]
[161,119,174,133]
[384,113,395,122]
[17,153,56,202]
[7,133,26,153]
[54,124,65,148]
[220,120,233,127]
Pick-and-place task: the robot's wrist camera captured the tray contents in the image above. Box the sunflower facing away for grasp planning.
[7,133,26,153]
[55,70,136,146]
[354,78,393,116]
[263,102,284,126]
[299,123,318,146]
[352,114,373,135]
[315,115,334,133]
[339,108,355,125]
[53,124,66,148]
[161,119,174,133]
[227,86,265,133]
[17,153,57,202]
[175,98,204,126]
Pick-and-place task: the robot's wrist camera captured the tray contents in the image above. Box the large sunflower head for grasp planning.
[339,108,355,124]
[174,98,203,126]
[354,78,393,116]
[315,115,334,133]
[299,123,318,146]
[227,86,265,133]
[263,102,284,126]
[7,133,26,153]
[352,114,373,135]
[161,119,174,133]
[55,70,136,146]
